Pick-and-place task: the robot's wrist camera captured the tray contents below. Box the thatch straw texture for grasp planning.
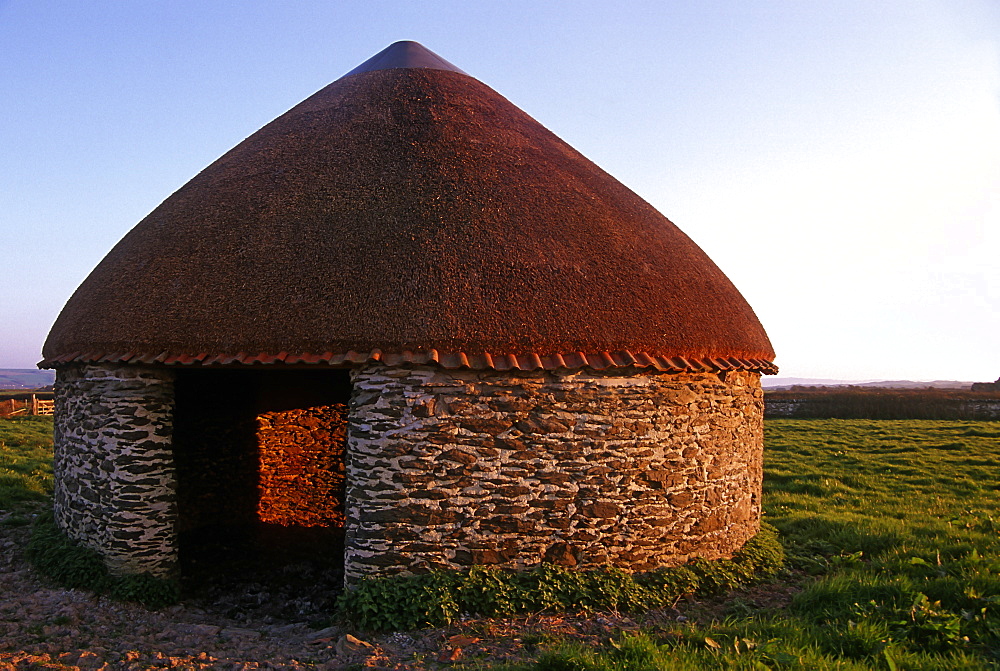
[43,56,774,370]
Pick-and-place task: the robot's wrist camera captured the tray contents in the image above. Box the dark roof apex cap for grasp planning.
[341,40,468,79]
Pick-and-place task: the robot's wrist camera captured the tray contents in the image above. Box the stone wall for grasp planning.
[764,390,1000,419]
[172,413,257,536]
[258,404,349,528]
[53,364,177,577]
[971,379,1000,392]
[51,362,764,586]
[344,365,763,585]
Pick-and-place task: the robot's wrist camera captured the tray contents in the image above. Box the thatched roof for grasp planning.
[42,41,775,373]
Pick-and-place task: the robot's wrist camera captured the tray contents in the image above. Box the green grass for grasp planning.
[5,416,1000,666]
[27,509,179,608]
[0,416,178,606]
[508,419,1000,670]
[0,415,54,513]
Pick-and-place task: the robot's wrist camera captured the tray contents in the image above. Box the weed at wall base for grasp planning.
[338,524,784,632]
[26,509,179,609]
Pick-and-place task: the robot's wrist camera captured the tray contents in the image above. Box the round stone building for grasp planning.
[42,41,777,586]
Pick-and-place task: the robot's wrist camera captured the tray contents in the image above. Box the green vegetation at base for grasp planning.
[339,525,784,632]
[26,509,179,609]
[0,415,54,512]
[0,416,178,607]
[504,419,1000,670]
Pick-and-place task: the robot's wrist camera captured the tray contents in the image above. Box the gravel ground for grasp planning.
[0,507,449,670]
[0,505,799,670]
[0,505,575,670]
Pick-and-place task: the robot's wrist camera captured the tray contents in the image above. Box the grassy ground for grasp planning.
[0,415,53,515]
[3,417,1000,668]
[514,420,1000,670]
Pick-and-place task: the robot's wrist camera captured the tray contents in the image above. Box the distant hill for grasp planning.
[851,380,976,390]
[763,377,874,388]
[0,369,56,389]
[764,377,975,390]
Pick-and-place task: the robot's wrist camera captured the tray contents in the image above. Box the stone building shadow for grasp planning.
[171,369,351,618]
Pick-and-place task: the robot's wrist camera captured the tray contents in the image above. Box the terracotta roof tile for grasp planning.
[39,349,777,374]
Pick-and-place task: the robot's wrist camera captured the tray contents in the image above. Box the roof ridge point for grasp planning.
[341,40,469,79]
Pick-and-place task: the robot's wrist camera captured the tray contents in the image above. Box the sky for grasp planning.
[1,1,997,381]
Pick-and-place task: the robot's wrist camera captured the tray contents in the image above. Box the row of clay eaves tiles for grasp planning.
[40,349,778,374]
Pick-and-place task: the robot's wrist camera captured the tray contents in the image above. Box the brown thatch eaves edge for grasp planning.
[39,349,777,374]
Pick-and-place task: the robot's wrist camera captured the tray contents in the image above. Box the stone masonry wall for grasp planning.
[257,404,349,528]
[345,365,763,584]
[53,364,177,577]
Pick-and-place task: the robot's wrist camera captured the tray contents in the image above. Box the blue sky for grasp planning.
[1,1,997,381]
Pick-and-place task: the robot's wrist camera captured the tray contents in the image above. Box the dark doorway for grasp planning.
[172,368,351,618]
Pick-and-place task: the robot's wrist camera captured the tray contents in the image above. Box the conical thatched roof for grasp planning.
[42,41,775,373]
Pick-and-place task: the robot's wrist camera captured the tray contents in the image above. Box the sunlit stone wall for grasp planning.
[257,404,349,528]
[344,364,764,585]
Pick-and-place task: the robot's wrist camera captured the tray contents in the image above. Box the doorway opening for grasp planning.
[171,368,352,618]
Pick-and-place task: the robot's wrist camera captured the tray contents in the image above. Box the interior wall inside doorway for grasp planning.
[171,368,352,552]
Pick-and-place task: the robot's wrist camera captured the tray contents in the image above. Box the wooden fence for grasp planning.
[0,395,54,417]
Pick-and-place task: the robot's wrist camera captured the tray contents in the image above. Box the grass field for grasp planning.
[2,417,999,668]
[0,415,53,515]
[522,420,1000,670]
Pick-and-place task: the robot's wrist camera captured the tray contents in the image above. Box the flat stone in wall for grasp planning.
[53,364,177,578]
[344,365,763,585]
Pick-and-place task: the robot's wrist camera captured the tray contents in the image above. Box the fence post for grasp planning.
[31,394,38,416]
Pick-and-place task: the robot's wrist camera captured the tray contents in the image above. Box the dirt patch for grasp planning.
[0,504,804,670]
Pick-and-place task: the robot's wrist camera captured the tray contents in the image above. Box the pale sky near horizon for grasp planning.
[1,1,997,381]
